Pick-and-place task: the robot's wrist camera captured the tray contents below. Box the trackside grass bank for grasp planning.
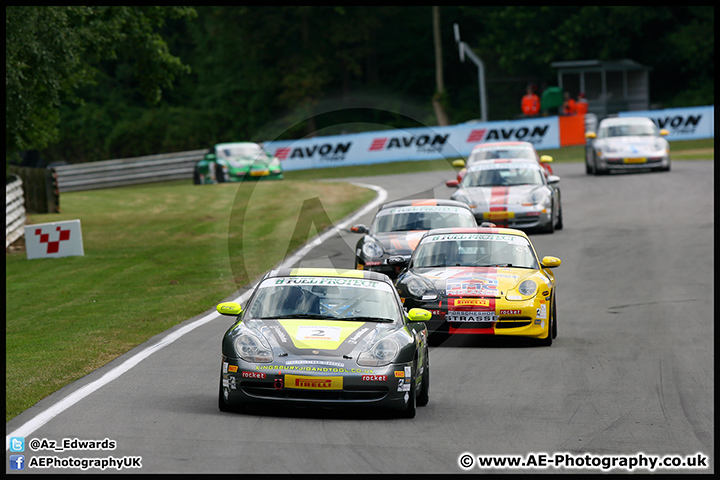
[4,138,712,422]
[5,180,375,421]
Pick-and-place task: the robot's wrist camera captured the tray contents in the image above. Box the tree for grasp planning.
[432,6,450,126]
[5,6,196,161]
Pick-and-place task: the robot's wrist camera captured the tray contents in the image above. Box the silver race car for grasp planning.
[448,158,562,234]
[585,116,671,175]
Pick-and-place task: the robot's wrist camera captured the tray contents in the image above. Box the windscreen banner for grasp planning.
[264,117,561,171]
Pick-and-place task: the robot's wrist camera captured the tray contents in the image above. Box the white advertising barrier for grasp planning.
[25,219,84,260]
[618,105,714,141]
[264,117,561,171]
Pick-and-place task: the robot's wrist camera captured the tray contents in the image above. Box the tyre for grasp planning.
[551,295,558,339]
[555,203,564,230]
[542,202,555,234]
[218,378,244,413]
[537,299,554,346]
[417,354,429,407]
[399,361,417,418]
[218,378,232,412]
[215,164,226,183]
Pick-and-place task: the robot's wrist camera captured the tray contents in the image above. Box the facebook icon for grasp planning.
[10,455,25,470]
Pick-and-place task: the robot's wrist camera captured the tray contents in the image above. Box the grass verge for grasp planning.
[5,180,375,421]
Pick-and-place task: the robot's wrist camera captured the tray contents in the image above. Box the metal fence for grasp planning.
[6,174,26,248]
[54,149,207,193]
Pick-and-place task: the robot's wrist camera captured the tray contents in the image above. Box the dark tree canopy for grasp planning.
[6,6,713,165]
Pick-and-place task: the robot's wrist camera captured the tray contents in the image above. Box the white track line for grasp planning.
[6,182,387,449]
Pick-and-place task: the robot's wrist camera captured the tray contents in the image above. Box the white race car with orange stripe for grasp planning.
[445,140,555,187]
[350,199,477,279]
[448,158,563,234]
[393,226,561,345]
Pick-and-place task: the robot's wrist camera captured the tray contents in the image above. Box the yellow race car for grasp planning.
[393,225,561,345]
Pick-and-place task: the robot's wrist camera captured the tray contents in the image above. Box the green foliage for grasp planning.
[6,6,197,160]
[8,6,714,165]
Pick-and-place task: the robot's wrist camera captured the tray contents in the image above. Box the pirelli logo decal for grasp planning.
[454,298,490,307]
[285,375,343,390]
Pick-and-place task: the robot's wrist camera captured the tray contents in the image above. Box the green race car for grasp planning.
[194,142,283,184]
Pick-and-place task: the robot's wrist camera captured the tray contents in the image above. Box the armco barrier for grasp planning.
[6,174,26,248]
[54,149,207,193]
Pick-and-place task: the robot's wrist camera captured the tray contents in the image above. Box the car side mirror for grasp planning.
[407,308,432,321]
[387,255,407,266]
[217,302,243,316]
[540,155,553,163]
[446,179,459,188]
[546,175,560,184]
[541,256,561,268]
[350,225,368,234]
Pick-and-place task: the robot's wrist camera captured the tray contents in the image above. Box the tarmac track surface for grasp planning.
[6,161,714,474]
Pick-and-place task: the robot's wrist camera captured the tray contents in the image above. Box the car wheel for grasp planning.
[218,378,232,412]
[542,203,555,234]
[218,378,243,413]
[417,353,429,407]
[215,164,226,183]
[399,360,418,418]
[585,149,593,174]
[537,301,554,346]
[555,203,564,230]
[551,294,558,339]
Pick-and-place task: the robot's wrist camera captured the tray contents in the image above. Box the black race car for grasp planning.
[350,199,477,279]
[217,268,432,417]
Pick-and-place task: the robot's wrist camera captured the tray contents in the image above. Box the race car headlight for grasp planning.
[601,145,617,154]
[518,280,537,296]
[234,334,273,363]
[529,190,550,206]
[405,276,437,299]
[362,241,384,259]
[357,338,399,367]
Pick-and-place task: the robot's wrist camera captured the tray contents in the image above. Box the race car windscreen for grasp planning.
[462,162,544,188]
[246,277,402,322]
[411,233,539,269]
[468,146,536,163]
[372,205,476,233]
[217,145,265,160]
[599,123,658,138]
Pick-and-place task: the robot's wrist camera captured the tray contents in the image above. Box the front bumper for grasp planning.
[403,296,550,337]
[220,357,418,411]
[473,208,553,231]
[598,155,669,171]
